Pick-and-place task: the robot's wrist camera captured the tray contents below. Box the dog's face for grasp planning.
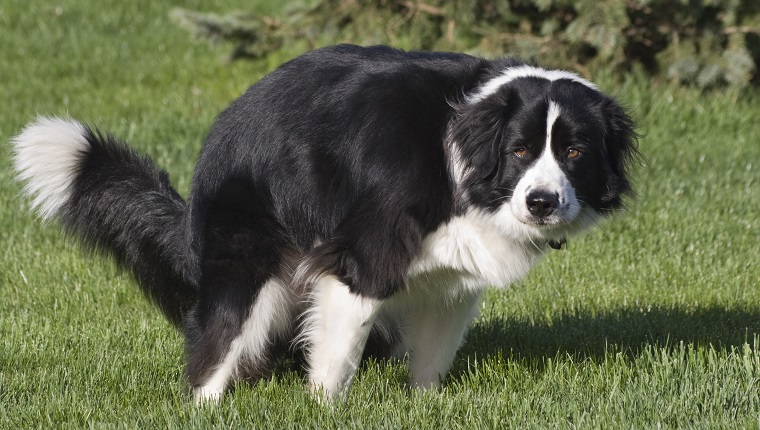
[450,67,637,242]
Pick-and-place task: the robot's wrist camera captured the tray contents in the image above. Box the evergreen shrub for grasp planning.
[172,0,760,87]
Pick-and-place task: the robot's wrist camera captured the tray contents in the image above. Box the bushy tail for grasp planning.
[12,117,195,326]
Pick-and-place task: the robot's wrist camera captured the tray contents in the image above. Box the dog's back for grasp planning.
[13,44,637,402]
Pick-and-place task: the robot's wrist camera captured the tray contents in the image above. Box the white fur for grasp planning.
[546,101,561,135]
[447,137,470,189]
[394,102,594,390]
[194,278,296,403]
[443,122,470,194]
[409,209,543,292]
[467,65,599,104]
[12,117,89,219]
[303,276,382,400]
[404,291,481,389]
[370,287,482,389]
[510,102,581,227]
[450,67,598,202]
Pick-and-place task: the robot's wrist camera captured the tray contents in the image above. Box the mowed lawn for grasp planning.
[1,1,759,428]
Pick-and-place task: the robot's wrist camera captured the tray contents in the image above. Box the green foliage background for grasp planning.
[172,0,760,87]
[2,0,759,427]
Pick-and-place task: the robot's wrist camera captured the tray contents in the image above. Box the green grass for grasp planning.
[1,1,759,428]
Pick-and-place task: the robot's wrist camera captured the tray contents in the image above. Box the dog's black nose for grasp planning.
[526,191,559,218]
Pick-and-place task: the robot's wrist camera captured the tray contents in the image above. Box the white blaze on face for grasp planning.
[451,65,598,198]
[510,101,580,225]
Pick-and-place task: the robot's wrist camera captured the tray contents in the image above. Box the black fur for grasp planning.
[19,44,638,393]
[63,129,192,325]
[186,45,490,299]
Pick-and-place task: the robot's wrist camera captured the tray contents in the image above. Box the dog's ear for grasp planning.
[449,87,521,184]
[600,99,640,207]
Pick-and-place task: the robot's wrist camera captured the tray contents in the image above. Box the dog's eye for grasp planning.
[514,148,528,158]
[567,148,581,159]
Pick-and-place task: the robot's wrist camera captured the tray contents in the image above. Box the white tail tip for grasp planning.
[12,116,90,219]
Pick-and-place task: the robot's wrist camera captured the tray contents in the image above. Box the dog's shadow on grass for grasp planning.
[454,305,760,372]
[264,305,759,393]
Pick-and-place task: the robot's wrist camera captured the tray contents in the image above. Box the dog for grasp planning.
[12,44,637,402]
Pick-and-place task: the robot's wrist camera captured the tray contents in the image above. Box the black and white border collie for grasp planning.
[13,45,637,402]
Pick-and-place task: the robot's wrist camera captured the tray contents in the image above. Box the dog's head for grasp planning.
[448,65,639,243]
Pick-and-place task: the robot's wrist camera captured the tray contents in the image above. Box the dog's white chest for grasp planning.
[407,210,544,294]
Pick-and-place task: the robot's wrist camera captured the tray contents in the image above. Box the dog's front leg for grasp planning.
[408,291,482,389]
[303,275,383,401]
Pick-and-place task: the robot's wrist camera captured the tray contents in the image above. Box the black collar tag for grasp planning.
[548,238,567,250]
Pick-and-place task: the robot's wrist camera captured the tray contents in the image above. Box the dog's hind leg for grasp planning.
[186,276,296,403]
[184,284,254,403]
[183,178,296,402]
